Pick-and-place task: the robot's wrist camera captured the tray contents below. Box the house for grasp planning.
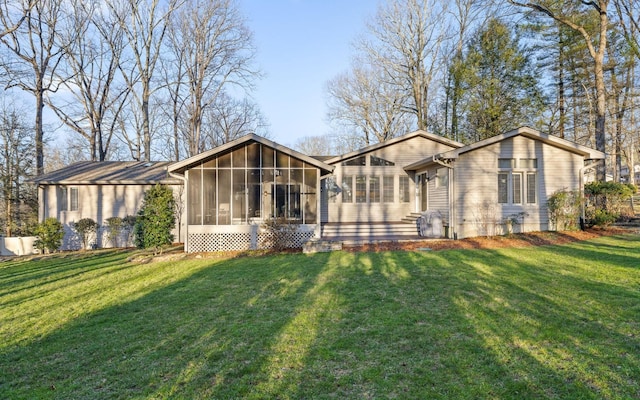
[33,127,604,252]
[32,161,183,250]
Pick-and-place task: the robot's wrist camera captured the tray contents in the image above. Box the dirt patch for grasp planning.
[343,228,634,253]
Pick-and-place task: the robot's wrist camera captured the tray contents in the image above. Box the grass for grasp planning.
[1,235,639,399]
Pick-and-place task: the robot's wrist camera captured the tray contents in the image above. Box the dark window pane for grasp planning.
[356,175,366,203]
[232,169,246,224]
[188,169,202,224]
[247,143,260,168]
[217,170,231,224]
[233,147,246,168]
[276,151,289,168]
[290,156,303,168]
[262,147,274,167]
[370,155,395,166]
[203,169,216,225]
[218,152,231,168]
[498,173,508,204]
[343,156,366,166]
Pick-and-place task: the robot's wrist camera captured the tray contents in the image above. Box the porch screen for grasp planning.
[187,143,319,225]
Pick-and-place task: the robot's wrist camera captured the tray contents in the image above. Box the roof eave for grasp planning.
[326,130,464,165]
[168,134,335,174]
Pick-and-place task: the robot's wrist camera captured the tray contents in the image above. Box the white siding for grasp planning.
[327,136,457,223]
[452,136,584,238]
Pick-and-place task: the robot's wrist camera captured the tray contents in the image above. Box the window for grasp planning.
[519,158,538,169]
[325,176,338,203]
[527,173,536,203]
[498,171,537,205]
[369,176,380,203]
[60,187,68,211]
[370,155,395,166]
[342,175,353,203]
[498,158,515,169]
[69,187,78,211]
[399,176,410,203]
[498,173,508,204]
[383,176,394,203]
[355,175,366,203]
[436,168,448,188]
[343,156,366,166]
[512,173,522,204]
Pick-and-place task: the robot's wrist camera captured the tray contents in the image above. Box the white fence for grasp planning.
[0,237,37,256]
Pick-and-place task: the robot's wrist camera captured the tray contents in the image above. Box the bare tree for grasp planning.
[509,0,611,181]
[107,0,180,161]
[0,0,34,39]
[326,65,411,145]
[359,0,449,131]
[0,0,71,175]
[200,93,268,148]
[166,0,259,156]
[46,0,128,161]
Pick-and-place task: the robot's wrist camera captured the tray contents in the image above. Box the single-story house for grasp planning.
[32,161,183,249]
[33,127,604,252]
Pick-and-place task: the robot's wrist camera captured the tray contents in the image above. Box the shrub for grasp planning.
[585,181,636,226]
[72,218,98,250]
[547,189,582,230]
[134,185,175,254]
[260,217,299,251]
[34,217,64,254]
[104,217,124,247]
[123,215,137,247]
[590,209,617,227]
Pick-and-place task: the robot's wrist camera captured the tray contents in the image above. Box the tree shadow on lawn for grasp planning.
[2,246,639,399]
[0,250,134,299]
[550,234,640,269]
[0,252,336,399]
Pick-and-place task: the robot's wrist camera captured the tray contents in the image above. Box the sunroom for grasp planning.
[168,134,334,252]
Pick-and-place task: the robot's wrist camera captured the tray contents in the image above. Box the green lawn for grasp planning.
[1,235,639,399]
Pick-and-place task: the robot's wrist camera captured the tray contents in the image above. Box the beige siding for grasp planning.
[327,136,455,223]
[452,136,584,238]
[426,166,450,222]
[41,183,185,249]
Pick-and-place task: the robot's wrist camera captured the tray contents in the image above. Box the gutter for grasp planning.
[432,155,456,239]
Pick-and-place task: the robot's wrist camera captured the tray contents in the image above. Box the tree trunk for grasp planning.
[35,88,44,176]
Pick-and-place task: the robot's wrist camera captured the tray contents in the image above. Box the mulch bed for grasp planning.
[343,227,635,253]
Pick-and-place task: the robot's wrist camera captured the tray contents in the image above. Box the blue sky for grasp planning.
[240,0,380,147]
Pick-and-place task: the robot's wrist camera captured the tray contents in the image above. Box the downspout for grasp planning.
[433,155,456,239]
[579,160,600,230]
[169,171,187,250]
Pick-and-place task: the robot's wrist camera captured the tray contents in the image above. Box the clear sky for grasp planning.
[240,0,380,148]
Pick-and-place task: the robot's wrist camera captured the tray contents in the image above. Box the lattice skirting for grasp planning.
[187,229,316,253]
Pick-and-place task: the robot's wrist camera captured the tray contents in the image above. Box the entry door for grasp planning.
[420,173,428,212]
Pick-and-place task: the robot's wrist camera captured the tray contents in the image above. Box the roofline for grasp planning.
[168,133,335,174]
[29,161,181,185]
[448,127,605,159]
[404,127,605,171]
[33,179,182,185]
[325,130,464,165]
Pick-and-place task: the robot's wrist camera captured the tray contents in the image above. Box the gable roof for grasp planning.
[404,126,605,171]
[168,133,334,175]
[324,130,464,165]
[32,161,181,185]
